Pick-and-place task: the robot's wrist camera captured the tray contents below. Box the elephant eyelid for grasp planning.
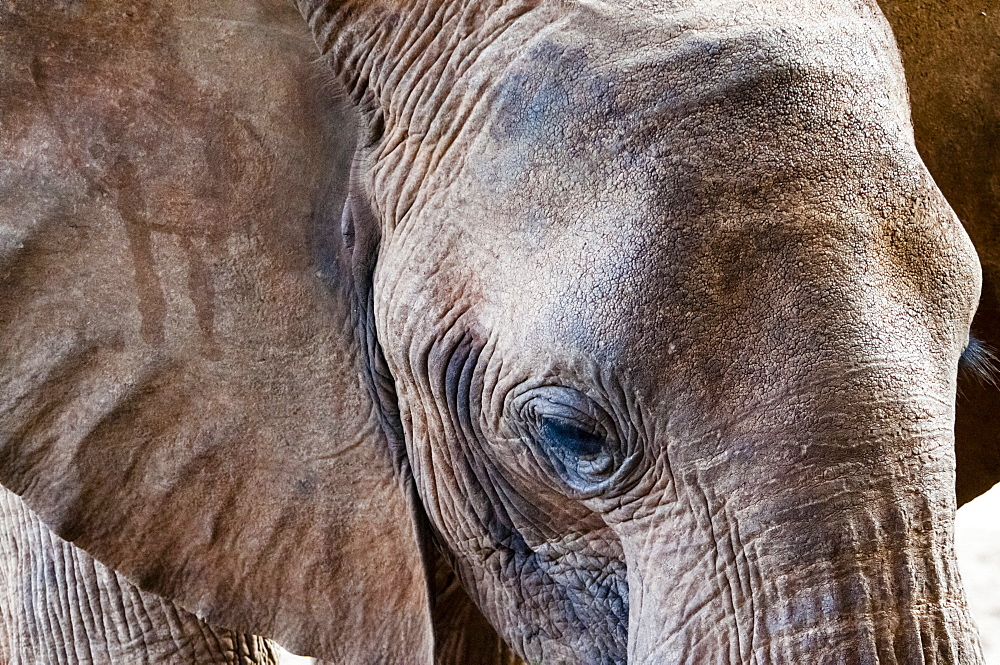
[511,386,630,494]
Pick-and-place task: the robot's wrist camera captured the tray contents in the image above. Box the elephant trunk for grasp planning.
[617,416,985,664]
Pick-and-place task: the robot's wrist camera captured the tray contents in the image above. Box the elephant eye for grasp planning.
[515,387,622,493]
[537,417,605,458]
[959,335,998,386]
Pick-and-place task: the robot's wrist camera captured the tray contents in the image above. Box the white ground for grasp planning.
[957,485,1000,662]
[276,647,314,664]
[276,486,1000,663]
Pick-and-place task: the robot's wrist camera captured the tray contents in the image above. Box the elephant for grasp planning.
[0,0,997,663]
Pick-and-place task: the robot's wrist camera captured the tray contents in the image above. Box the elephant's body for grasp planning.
[0,487,280,664]
[0,0,998,663]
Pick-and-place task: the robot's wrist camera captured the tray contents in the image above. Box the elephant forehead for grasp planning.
[371,0,906,235]
[380,0,977,391]
[437,7,966,322]
[452,6,916,267]
[481,1,907,174]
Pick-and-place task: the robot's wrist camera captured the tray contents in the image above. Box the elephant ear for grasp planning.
[877,1,1000,505]
[0,1,433,660]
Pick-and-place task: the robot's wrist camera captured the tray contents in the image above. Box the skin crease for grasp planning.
[0,1,995,665]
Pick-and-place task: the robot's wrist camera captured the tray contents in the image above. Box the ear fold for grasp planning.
[877,0,1000,505]
[430,551,526,665]
[0,1,433,659]
[0,486,282,662]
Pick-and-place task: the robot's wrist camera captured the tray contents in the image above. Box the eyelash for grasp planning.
[959,335,998,387]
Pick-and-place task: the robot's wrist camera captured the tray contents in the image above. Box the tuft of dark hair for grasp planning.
[959,335,1000,390]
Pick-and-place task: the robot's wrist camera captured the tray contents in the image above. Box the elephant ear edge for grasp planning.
[0,1,434,660]
[876,0,1000,505]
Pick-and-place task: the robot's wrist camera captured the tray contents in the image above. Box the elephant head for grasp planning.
[0,0,991,663]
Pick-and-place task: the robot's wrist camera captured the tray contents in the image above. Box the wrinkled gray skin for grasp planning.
[0,0,994,663]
